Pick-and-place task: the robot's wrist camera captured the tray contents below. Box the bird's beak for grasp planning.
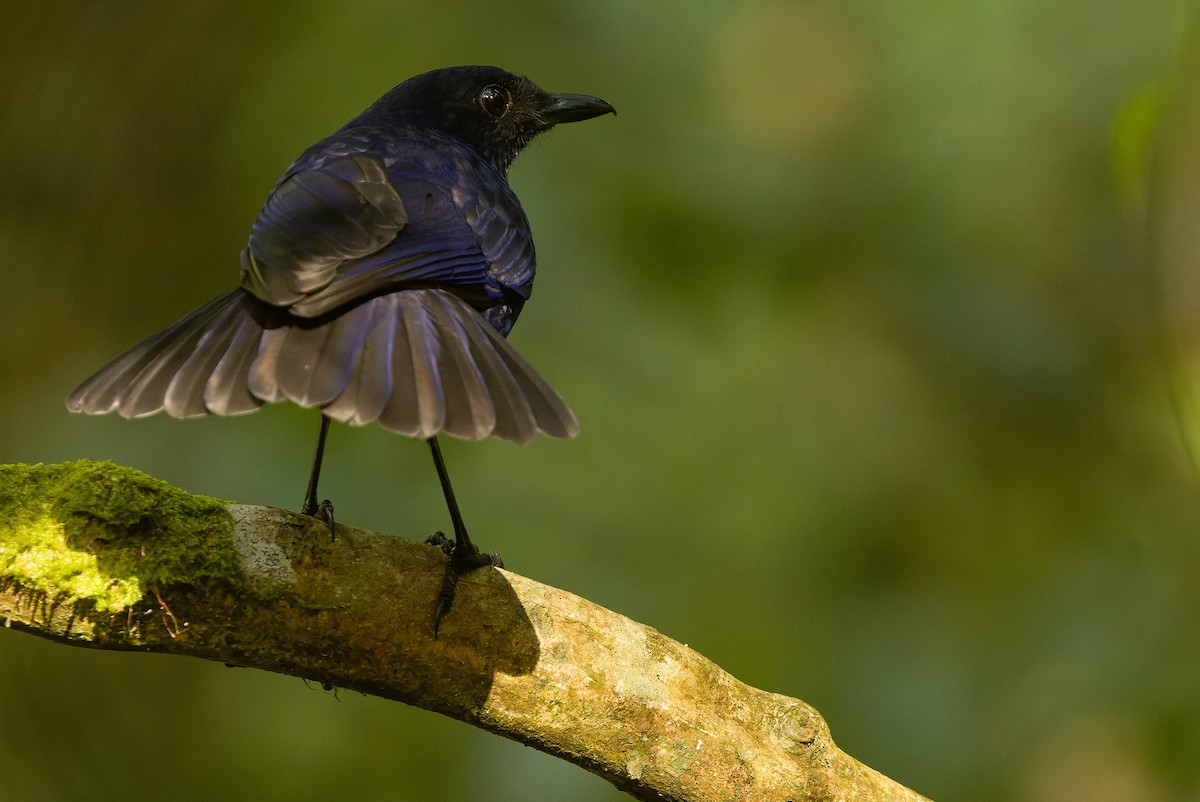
[542,93,616,124]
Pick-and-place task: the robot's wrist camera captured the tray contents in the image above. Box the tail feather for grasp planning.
[67,291,245,418]
[254,314,355,408]
[68,287,578,444]
[321,299,395,426]
[455,303,541,443]
[164,295,254,418]
[486,329,579,440]
[205,312,268,416]
[377,297,425,436]
[403,293,452,438]
[426,293,498,440]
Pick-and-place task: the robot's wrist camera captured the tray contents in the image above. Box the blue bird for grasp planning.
[67,66,615,631]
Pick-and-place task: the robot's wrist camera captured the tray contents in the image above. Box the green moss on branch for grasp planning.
[0,460,236,611]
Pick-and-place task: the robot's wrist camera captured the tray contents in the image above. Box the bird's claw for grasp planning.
[426,530,453,556]
[425,531,502,637]
[302,498,336,540]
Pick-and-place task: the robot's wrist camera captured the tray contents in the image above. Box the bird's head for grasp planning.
[358,66,615,174]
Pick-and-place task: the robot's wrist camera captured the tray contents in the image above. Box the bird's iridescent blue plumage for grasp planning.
[241,126,535,335]
[67,66,614,443]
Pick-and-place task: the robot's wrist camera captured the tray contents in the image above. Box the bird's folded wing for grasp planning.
[240,154,410,308]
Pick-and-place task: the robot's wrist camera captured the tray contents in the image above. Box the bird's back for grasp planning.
[241,125,536,335]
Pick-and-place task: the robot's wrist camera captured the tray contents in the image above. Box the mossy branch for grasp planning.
[0,461,929,802]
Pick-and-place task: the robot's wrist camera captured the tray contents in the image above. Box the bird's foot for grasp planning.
[301,498,336,540]
[425,531,503,637]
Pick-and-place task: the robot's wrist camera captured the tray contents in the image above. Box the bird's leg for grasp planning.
[301,414,335,537]
[425,435,502,635]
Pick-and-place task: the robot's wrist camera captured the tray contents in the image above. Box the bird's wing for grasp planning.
[240,152,409,307]
[241,130,536,327]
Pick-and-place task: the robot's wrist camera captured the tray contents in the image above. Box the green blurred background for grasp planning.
[4,2,1200,800]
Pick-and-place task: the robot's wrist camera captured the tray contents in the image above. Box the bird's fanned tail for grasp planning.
[67,289,578,445]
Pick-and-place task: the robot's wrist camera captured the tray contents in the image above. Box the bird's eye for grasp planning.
[478,85,512,118]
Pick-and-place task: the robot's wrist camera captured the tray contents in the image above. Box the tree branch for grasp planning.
[0,461,929,802]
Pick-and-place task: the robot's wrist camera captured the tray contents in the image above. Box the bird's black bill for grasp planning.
[542,93,616,124]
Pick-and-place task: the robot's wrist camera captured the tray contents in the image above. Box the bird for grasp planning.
[66,65,615,632]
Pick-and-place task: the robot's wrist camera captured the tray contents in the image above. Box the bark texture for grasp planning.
[0,461,930,802]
